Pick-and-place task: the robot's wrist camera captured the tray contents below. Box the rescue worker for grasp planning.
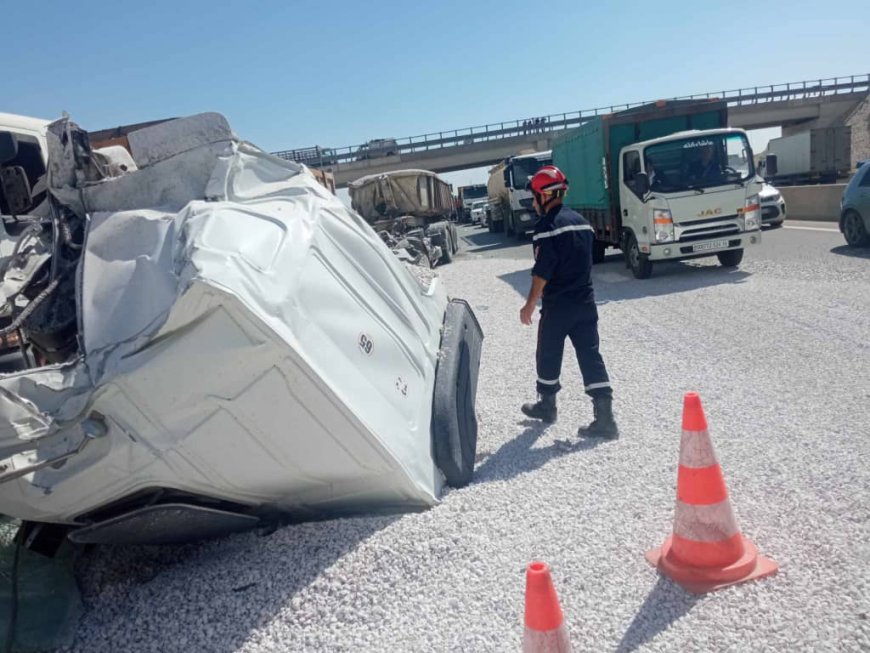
[519,165,618,439]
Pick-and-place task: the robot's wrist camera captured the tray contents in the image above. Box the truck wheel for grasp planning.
[432,226,453,265]
[717,249,744,268]
[450,224,460,254]
[843,210,870,247]
[432,300,484,488]
[592,239,607,264]
[505,214,515,237]
[627,235,652,279]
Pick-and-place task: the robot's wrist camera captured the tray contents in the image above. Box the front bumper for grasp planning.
[761,200,787,224]
[515,211,536,232]
[649,230,761,260]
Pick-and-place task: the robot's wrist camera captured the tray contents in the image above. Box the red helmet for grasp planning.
[528,165,568,195]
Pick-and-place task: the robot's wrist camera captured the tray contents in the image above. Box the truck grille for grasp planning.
[678,224,741,243]
[519,198,533,209]
[675,213,739,227]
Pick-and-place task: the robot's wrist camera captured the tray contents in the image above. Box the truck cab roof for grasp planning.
[512,149,552,161]
[0,113,51,136]
[628,127,747,150]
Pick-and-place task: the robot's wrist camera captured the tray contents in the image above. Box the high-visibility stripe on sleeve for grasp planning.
[532,224,594,242]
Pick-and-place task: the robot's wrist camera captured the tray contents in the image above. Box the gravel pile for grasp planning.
[64,240,870,652]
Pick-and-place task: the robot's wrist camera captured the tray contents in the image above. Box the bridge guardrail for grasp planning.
[273,74,869,166]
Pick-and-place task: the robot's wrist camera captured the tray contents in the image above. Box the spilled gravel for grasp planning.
[64,232,870,652]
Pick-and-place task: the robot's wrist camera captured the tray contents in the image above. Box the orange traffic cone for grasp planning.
[523,561,572,652]
[645,392,778,594]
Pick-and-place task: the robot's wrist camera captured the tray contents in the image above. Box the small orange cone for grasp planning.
[523,561,572,652]
[646,392,778,594]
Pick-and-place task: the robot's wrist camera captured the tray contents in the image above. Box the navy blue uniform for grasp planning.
[531,205,612,398]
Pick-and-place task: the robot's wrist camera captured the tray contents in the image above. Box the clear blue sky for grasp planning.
[6,0,867,189]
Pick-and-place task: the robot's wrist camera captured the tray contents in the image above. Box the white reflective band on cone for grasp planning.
[522,625,572,653]
[673,499,740,541]
[678,429,720,468]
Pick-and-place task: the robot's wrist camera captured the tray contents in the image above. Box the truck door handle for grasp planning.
[623,209,628,217]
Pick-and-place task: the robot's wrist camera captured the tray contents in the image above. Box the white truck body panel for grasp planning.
[765,127,851,179]
[0,114,449,525]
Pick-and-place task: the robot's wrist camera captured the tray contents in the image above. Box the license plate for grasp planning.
[692,239,729,252]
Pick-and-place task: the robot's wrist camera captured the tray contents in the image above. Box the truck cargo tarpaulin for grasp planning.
[0,113,482,545]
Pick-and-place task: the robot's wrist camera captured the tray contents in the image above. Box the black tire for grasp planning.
[505,214,515,237]
[627,234,652,279]
[432,300,484,487]
[438,233,453,265]
[843,210,870,247]
[592,239,607,264]
[717,248,744,267]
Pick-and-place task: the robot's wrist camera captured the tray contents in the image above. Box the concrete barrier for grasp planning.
[779,184,846,222]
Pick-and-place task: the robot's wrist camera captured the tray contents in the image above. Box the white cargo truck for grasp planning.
[761,127,852,185]
[554,100,763,277]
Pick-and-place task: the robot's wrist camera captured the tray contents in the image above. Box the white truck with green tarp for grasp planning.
[552,99,762,278]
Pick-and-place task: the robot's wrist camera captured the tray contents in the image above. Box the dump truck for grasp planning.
[0,113,482,549]
[552,99,762,278]
[486,149,552,236]
[759,126,852,185]
[348,169,460,267]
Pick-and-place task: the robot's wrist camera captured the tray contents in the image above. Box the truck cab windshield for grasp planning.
[510,156,552,189]
[642,133,754,193]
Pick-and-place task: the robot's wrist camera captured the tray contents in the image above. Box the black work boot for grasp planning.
[578,396,619,439]
[521,394,557,424]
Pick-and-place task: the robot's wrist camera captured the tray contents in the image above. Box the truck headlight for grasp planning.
[743,195,760,231]
[653,209,674,243]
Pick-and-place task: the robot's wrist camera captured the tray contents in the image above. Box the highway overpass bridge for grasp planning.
[271,74,869,188]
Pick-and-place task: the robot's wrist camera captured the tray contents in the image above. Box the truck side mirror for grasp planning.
[635,172,650,198]
[765,154,778,178]
[0,131,18,165]
[0,166,34,215]
[502,169,510,186]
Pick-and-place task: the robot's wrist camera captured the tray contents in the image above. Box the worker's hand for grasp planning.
[520,300,536,326]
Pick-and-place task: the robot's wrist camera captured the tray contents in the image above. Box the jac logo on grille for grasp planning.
[697,208,723,217]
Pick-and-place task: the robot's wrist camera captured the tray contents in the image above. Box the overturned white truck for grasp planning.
[348,169,460,268]
[0,113,482,548]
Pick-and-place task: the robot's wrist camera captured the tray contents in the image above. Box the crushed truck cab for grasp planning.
[0,113,482,546]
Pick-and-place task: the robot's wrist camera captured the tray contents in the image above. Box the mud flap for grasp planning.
[431,299,484,487]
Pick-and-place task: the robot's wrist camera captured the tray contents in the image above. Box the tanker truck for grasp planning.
[486,149,552,236]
